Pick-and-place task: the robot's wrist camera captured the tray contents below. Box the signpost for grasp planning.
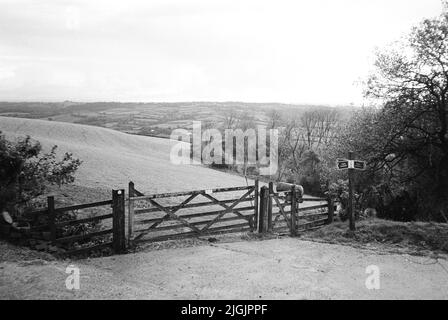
[337,152,366,231]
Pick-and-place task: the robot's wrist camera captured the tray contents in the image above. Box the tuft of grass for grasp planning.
[303,219,448,253]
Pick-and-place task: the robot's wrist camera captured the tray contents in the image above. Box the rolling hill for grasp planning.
[0,116,251,194]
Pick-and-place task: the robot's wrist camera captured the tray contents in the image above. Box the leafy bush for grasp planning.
[0,132,82,218]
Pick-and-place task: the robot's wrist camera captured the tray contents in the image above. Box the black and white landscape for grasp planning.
[0,0,447,301]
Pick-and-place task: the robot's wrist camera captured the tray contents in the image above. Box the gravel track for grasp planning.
[1,238,447,300]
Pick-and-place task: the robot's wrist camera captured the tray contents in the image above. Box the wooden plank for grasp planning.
[63,241,113,256]
[273,196,291,230]
[133,196,202,241]
[145,193,199,231]
[55,200,113,213]
[134,206,255,225]
[133,197,256,215]
[131,186,253,201]
[301,197,327,202]
[134,215,252,233]
[55,214,113,228]
[201,192,252,223]
[298,204,328,212]
[271,201,290,209]
[299,212,328,219]
[149,196,201,232]
[200,188,254,231]
[55,229,113,244]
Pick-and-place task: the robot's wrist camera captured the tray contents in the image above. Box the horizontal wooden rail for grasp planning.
[134,197,255,215]
[134,214,253,233]
[55,200,113,213]
[299,212,329,219]
[301,197,327,202]
[130,186,253,201]
[298,204,328,212]
[135,206,255,225]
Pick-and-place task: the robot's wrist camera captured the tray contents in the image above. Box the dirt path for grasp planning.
[1,238,448,299]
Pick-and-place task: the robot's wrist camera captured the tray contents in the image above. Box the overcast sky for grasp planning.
[0,0,444,105]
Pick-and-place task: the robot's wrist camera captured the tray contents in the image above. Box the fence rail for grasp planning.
[257,182,334,235]
[24,190,126,256]
[128,181,258,244]
[18,179,334,256]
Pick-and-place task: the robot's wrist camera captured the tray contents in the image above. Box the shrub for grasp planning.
[0,132,82,218]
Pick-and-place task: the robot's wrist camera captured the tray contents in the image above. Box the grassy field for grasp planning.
[0,116,252,194]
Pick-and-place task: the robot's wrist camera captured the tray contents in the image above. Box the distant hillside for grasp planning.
[0,116,251,193]
[0,101,355,138]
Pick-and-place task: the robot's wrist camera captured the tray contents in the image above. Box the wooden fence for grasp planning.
[128,180,258,244]
[257,182,334,235]
[25,189,126,256]
[19,180,333,256]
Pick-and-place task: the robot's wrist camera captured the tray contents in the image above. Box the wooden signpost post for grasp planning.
[337,152,366,231]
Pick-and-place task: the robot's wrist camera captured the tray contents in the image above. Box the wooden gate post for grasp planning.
[47,196,56,243]
[258,186,269,233]
[253,179,259,231]
[268,182,274,232]
[348,151,356,231]
[290,186,297,236]
[327,197,335,224]
[112,189,126,253]
[128,182,135,245]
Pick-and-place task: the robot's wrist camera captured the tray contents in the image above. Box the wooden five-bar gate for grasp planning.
[23,180,334,256]
[128,180,334,245]
[127,181,259,244]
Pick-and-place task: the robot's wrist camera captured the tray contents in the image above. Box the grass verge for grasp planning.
[301,218,448,254]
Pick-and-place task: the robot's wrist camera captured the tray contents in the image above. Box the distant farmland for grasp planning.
[0,101,354,139]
